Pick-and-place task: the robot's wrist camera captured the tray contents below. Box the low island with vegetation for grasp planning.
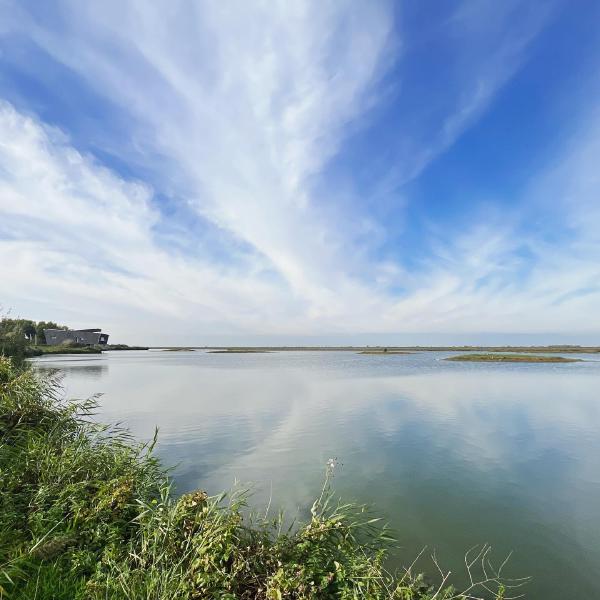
[0,355,520,599]
[161,347,197,352]
[358,349,412,355]
[208,348,272,353]
[445,353,582,363]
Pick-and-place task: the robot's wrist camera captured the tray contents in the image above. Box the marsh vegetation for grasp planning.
[445,354,581,363]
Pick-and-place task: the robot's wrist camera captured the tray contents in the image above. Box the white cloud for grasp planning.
[12,1,395,304]
[0,102,299,338]
[0,1,599,342]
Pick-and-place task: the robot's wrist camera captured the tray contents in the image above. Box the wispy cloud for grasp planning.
[0,102,292,335]
[0,1,599,342]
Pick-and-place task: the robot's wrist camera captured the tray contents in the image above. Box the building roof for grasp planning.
[44,328,102,333]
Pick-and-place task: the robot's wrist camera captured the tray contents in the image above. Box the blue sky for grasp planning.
[1,0,599,345]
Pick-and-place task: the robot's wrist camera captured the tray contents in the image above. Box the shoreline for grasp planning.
[150,345,600,353]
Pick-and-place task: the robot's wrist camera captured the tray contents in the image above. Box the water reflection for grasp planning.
[36,362,109,380]
[31,351,600,599]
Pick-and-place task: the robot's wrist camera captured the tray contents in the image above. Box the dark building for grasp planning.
[44,328,109,346]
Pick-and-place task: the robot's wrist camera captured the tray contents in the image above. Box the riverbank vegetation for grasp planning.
[0,356,521,599]
[445,353,581,363]
[26,345,103,357]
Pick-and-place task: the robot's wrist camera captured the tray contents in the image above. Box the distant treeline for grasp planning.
[0,317,69,360]
[0,317,67,345]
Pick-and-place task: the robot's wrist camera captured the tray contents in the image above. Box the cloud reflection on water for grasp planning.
[33,351,600,599]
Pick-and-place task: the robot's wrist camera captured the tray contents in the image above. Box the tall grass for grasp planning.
[0,356,523,599]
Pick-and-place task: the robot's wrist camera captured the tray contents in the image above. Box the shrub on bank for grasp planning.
[0,356,520,599]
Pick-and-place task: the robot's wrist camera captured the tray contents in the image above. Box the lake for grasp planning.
[32,350,600,599]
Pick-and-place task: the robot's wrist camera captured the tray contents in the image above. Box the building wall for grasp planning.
[44,329,109,346]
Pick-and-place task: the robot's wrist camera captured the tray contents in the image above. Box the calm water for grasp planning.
[33,350,600,598]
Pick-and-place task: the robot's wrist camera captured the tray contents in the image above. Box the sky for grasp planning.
[1,0,599,346]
